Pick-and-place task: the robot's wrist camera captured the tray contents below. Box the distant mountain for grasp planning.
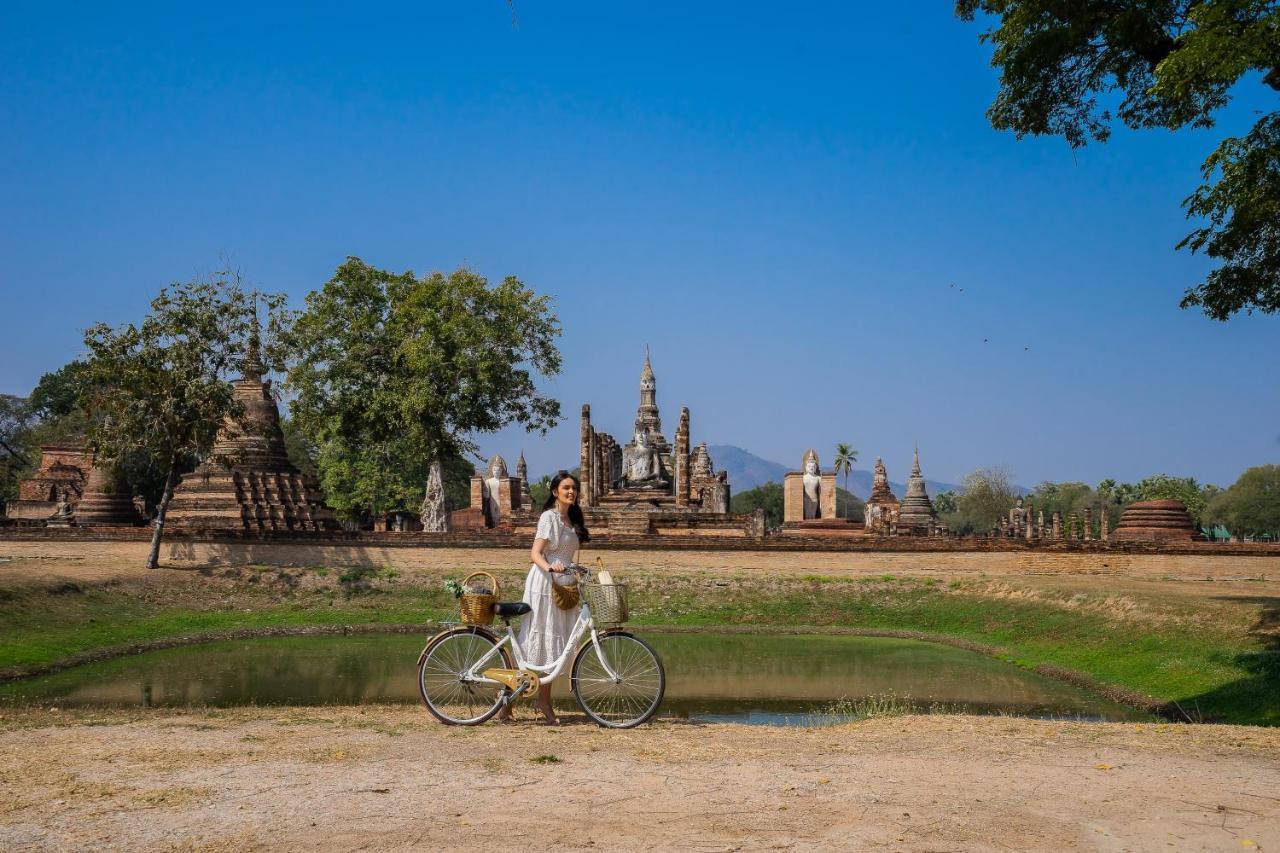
[708,445,966,498]
[706,446,789,492]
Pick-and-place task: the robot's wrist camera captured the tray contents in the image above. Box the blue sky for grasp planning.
[1,2,1276,488]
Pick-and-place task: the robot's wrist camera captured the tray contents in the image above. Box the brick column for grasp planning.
[675,407,690,507]
[579,405,593,508]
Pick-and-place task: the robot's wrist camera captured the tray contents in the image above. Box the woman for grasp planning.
[501,470,590,724]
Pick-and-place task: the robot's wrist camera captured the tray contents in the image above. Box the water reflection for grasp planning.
[0,633,1146,724]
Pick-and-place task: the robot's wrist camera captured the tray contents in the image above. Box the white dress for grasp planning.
[518,509,581,666]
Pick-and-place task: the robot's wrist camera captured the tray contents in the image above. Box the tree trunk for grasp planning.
[146,458,180,570]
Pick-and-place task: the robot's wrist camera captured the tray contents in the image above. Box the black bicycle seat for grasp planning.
[493,602,532,618]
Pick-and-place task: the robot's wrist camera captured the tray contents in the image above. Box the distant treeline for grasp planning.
[727,466,1279,540]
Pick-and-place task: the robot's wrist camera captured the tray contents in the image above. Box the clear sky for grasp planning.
[2,2,1276,489]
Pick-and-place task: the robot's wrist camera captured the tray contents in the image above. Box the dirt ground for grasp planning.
[1,707,1277,852]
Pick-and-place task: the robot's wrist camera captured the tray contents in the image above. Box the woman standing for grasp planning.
[501,470,590,724]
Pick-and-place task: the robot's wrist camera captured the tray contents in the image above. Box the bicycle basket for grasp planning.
[459,571,499,625]
[581,582,628,624]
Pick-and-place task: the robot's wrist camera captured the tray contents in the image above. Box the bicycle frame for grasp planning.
[462,602,622,693]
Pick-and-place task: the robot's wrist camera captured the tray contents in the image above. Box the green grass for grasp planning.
[0,585,453,673]
[0,571,1274,726]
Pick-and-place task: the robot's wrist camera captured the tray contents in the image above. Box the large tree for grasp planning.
[81,274,282,568]
[957,1,1280,319]
[285,258,562,525]
[730,481,785,530]
[957,465,1019,532]
[1205,463,1280,537]
[0,394,35,504]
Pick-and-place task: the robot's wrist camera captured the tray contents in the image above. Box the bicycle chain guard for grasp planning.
[482,667,542,700]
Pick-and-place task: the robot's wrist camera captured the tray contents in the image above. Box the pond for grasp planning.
[0,632,1147,725]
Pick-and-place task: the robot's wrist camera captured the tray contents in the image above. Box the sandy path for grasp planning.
[1,708,1277,852]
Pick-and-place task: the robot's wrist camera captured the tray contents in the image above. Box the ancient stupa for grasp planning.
[75,462,142,526]
[1111,499,1202,542]
[897,447,938,533]
[516,451,533,511]
[166,328,337,532]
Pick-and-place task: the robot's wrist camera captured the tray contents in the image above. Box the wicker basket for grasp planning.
[551,573,580,610]
[581,582,628,624]
[459,571,499,625]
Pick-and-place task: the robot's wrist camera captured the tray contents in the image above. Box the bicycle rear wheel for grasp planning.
[571,631,665,728]
[417,626,513,725]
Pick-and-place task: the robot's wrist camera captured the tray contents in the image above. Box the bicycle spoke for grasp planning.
[419,631,509,725]
[572,633,665,728]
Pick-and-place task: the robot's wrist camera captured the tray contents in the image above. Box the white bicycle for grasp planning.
[416,577,666,729]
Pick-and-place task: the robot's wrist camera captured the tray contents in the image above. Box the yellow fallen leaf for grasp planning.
[1094,763,1112,770]
[1240,841,1256,849]
[819,779,830,785]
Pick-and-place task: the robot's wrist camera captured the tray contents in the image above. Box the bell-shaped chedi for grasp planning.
[166,330,338,532]
[75,462,143,526]
[1111,499,1203,542]
[897,447,938,533]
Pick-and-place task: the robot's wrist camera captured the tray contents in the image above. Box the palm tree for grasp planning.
[832,443,858,519]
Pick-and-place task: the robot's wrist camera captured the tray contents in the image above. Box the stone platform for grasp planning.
[779,519,868,537]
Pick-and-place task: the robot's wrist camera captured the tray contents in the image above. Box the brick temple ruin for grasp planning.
[454,350,757,537]
[5,445,143,527]
[5,444,90,520]
[575,350,754,536]
[450,452,536,530]
[782,447,942,537]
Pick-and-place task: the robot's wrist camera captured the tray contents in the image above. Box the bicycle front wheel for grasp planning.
[417,626,513,725]
[571,631,666,728]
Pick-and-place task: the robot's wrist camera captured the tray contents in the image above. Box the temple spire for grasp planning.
[899,444,936,533]
[243,306,265,381]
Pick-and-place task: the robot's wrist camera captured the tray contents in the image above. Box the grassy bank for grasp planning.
[0,563,1275,725]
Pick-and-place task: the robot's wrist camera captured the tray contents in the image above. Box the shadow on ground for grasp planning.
[1174,596,1279,725]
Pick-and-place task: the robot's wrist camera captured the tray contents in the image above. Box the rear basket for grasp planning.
[581,582,628,625]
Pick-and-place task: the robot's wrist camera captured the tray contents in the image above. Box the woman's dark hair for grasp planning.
[543,470,590,543]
